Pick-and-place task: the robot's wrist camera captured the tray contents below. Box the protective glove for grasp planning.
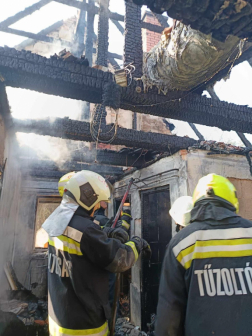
[120,209,132,232]
[130,236,152,259]
[103,227,129,244]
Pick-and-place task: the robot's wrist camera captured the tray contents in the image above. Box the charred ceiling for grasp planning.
[129,0,252,41]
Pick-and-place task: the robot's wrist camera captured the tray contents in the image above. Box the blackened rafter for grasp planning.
[13,117,197,152]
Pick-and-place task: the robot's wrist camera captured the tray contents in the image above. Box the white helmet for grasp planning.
[169,196,193,227]
[65,170,111,211]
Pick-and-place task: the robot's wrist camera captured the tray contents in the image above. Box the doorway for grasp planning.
[141,186,172,330]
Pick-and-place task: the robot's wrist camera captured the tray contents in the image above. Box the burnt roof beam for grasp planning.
[207,87,251,146]
[2,48,252,133]
[0,0,52,28]
[0,27,72,48]
[13,117,197,152]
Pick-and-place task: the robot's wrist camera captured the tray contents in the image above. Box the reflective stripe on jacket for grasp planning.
[48,206,137,335]
[156,199,252,336]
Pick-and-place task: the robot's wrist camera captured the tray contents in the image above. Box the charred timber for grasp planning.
[2,48,252,133]
[120,85,252,134]
[0,47,120,109]
[0,0,52,28]
[21,159,123,176]
[124,0,143,77]
[129,0,252,42]
[13,118,197,152]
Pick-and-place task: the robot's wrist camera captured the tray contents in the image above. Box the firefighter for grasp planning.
[169,196,193,232]
[42,170,150,336]
[156,174,252,336]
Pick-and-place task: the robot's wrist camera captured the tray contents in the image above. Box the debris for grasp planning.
[189,140,250,155]
[51,49,89,66]
[115,318,147,336]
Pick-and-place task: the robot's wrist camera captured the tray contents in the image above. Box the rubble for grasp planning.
[189,140,252,155]
[115,318,147,336]
[0,290,48,334]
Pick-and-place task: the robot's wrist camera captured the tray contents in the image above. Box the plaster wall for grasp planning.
[186,151,252,222]
[0,129,58,296]
[112,151,188,326]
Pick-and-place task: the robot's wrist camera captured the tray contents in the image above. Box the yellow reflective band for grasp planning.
[49,317,109,336]
[49,236,83,256]
[122,212,131,218]
[122,220,130,230]
[125,241,138,261]
[183,250,252,270]
[176,238,252,270]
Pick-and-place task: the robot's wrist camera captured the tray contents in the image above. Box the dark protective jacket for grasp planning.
[48,206,138,336]
[156,199,252,336]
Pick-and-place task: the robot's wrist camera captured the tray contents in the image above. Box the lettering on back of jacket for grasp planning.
[194,263,252,297]
[48,252,72,278]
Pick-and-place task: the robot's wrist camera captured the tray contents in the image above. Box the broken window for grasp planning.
[34,196,61,248]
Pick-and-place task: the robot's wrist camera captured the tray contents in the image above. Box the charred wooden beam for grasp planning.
[14,21,64,50]
[0,27,72,48]
[120,84,252,134]
[14,118,197,152]
[21,159,124,176]
[2,48,252,133]
[73,0,87,58]
[54,0,124,21]
[111,19,124,34]
[96,0,109,67]
[188,123,205,141]
[0,0,52,28]
[0,47,120,109]
[124,0,143,77]
[207,87,251,146]
[0,83,12,127]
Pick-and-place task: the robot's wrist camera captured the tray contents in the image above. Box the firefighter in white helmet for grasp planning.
[43,170,150,336]
[169,196,193,232]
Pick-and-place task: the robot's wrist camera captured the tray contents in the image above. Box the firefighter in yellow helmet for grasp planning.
[156,174,252,336]
[42,170,150,336]
[58,171,75,196]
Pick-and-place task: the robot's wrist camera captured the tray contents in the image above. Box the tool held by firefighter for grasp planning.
[110,178,151,335]
[110,178,134,336]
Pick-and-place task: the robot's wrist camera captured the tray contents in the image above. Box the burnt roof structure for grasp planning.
[129,0,252,41]
[1,0,252,179]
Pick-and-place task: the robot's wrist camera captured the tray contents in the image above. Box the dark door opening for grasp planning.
[141,186,172,331]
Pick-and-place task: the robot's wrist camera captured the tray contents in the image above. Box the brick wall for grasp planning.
[142,11,162,52]
[228,178,252,221]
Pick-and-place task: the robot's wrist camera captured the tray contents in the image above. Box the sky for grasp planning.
[1,0,252,155]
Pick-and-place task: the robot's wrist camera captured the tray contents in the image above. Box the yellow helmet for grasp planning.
[192,174,239,213]
[65,170,111,211]
[58,172,75,196]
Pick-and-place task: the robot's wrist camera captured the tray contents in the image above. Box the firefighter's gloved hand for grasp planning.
[104,227,129,244]
[120,209,132,232]
[131,236,152,259]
